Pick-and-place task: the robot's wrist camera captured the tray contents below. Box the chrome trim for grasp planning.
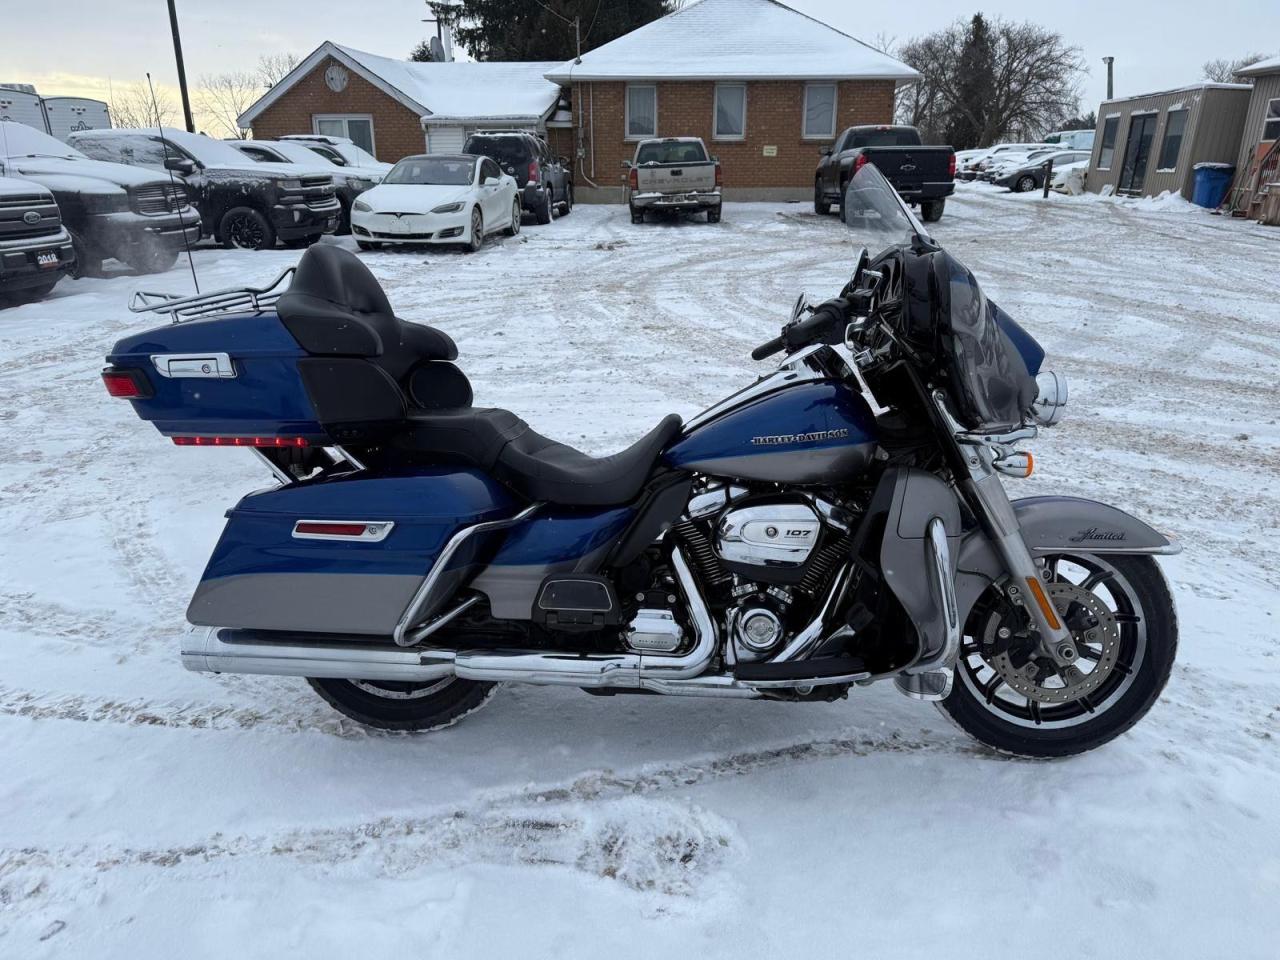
[332,446,367,471]
[1032,370,1068,427]
[771,563,853,662]
[624,608,683,652]
[392,503,541,647]
[404,594,480,644]
[716,504,821,567]
[894,517,961,701]
[131,266,295,323]
[251,449,293,485]
[292,520,395,542]
[151,352,236,379]
[682,364,822,433]
[740,670,871,690]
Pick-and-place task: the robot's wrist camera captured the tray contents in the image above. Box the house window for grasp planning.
[626,85,657,139]
[714,84,746,140]
[1265,98,1280,141]
[1097,115,1120,170]
[313,114,375,157]
[1156,109,1188,171]
[803,83,837,139]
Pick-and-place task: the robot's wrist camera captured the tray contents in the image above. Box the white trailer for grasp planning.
[0,87,49,135]
[42,97,110,140]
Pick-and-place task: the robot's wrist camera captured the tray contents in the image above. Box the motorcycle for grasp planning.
[102,164,1179,758]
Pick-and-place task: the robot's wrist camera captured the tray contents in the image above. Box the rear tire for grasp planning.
[220,206,276,250]
[1014,175,1037,194]
[308,677,500,732]
[920,199,945,223]
[560,182,574,215]
[707,204,722,223]
[814,181,831,215]
[629,203,644,224]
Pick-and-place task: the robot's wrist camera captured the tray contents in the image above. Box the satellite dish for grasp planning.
[429,36,445,62]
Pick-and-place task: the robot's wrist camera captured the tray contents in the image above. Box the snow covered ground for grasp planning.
[1,185,1278,958]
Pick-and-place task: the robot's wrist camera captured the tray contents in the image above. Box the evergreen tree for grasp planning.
[408,40,437,62]
[428,0,674,62]
[945,14,995,150]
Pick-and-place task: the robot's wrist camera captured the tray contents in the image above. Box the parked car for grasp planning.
[350,154,520,253]
[0,121,199,276]
[231,139,380,234]
[980,147,1063,181]
[964,143,1053,181]
[70,127,340,251]
[0,175,74,304]
[1051,159,1090,195]
[1044,129,1096,150]
[278,134,392,177]
[623,137,722,223]
[992,149,1092,192]
[815,124,954,222]
[462,130,571,224]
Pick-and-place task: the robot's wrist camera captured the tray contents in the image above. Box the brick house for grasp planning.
[238,42,564,161]
[544,0,919,201]
[239,0,918,202]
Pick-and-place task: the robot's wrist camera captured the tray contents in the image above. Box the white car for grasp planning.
[351,154,520,253]
[277,134,392,180]
[1051,159,1090,195]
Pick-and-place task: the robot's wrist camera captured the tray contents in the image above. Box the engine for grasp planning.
[655,485,858,663]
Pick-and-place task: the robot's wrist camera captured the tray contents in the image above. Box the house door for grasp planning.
[1118,113,1158,194]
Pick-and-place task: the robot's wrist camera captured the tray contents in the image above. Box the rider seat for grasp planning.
[279,245,682,507]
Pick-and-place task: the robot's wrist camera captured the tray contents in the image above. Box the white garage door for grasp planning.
[428,126,465,153]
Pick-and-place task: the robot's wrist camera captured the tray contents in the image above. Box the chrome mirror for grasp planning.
[1032,370,1068,426]
[789,292,811,324]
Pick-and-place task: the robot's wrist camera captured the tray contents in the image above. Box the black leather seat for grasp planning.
[277,244,457,382]
[396,408,684,507]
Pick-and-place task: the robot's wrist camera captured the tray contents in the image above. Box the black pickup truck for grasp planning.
[815,125,955,223]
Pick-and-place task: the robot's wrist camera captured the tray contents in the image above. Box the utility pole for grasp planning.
[1103,56,1115,100]
[166,0,195,132]
[534,1,582,63]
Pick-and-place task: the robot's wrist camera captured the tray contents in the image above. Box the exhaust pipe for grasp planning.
[183,549,717,688]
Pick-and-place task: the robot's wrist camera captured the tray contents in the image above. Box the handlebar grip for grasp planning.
[751,336,785,361]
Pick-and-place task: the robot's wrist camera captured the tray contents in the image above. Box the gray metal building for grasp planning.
[1086,83,1251,199]
[1234,56,1280,179]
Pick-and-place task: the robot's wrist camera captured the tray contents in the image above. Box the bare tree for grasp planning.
[107,82,177,129]
[257,53,300,88]
[897,16,1084,147]
[1202,52,1268,84]
[195,72,263,139]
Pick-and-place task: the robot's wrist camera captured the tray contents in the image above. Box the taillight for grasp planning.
[172,436,310,447]
[714,163,722,188]
[628,166,638,190]
[948,151,957,178]
[528,161,539,183]
[292,520,394,542]
[853,154,869,175]
[101,368,151,399]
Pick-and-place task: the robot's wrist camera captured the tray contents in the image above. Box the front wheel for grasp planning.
[1014,174,1038,193]
[814,181,831,215]
[505,198,521,236]
[308,677,499,732]
[939,553,1177,759]
[466,206,484,252]
[707,203,722,223]
[220,207,276,250]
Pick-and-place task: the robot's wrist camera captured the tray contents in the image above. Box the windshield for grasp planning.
[384,156,475,185]
[842,163,930,258]
[635,140,708,165]
[0,121,87,160]
[463,135,530,168]
[331,141,380,166]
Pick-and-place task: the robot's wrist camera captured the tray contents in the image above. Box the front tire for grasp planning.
[220,207,276,250]
[707,203,722,223]
[535,189,553,225]
[939,554,1177,759]
[67,230,103,278]
[814,181,831,215]
[308,677,499,732]
[466,206,484,252]
[1014,174,1038,193]
[505,198,521,236]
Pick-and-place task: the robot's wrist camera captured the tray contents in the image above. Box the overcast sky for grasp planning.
[8,0,1278,121]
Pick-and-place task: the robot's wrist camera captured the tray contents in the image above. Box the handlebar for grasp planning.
[751,299,851,362]
[751,335,786,361]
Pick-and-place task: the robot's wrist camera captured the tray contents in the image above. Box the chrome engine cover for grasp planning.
[715,503,821,567]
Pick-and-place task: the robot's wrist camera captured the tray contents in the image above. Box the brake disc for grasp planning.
[985,582,1122,705]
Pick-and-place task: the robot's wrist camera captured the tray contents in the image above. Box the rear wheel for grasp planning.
[308,677,500,732]
[939,553,1177,759]
[920,199,945,223]
[707,203,722,223]
[630,203,644,224]
[560,182,574,215]
[220,207,276,250]
[814,181,831,215]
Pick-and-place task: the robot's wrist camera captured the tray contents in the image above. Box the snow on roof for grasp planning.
[1100,81,1252,106]
[239,42,562,127]
[544,0,919,84]
[1236,54,1280,77]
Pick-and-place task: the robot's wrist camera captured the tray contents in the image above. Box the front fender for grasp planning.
[955,495,1180,624]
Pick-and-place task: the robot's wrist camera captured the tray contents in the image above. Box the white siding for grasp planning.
[427,125,466,153]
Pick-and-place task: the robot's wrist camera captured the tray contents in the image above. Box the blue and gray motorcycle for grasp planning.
[103,165,1179,758]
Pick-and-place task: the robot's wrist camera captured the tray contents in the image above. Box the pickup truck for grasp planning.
[0,120,201,276]
[0,176,74,304]
[623,138,722,223]
[815,125,955,223]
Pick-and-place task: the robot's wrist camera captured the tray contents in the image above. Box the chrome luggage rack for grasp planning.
[128,266,296,324]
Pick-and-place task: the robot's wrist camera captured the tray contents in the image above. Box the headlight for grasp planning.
[353,200,372,212]
[431,201,464,214]
[278,179,302,190]
[349,179,373,191]
[1032,370,1068,426]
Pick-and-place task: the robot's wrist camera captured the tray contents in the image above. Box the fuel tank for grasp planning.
[664,380,879,484]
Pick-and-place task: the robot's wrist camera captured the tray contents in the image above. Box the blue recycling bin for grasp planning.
[1192,164,1234,208]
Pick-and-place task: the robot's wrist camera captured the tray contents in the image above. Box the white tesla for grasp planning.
[351,154,520,253]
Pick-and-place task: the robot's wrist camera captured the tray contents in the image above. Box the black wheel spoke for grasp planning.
[961,642,982,658]
[1076,644,1102,662]
[1081,569,1116,592]
[1028,699,1043,725]
[1112,612,1143,625]
[1111,660,1134,677]
[982,673,1006,704]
